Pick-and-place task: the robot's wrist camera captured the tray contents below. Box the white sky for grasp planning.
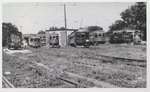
[3,2,135,34]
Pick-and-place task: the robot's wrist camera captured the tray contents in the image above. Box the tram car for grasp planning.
[109,31,124,43]
[122,31,134,43]
[49,32,60,48]
[109,29,139,43]
[89,30,106,45]
[8,32,22,50]
[29,36,41,48]
[68,31,91,48]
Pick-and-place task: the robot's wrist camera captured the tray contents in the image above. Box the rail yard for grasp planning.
[2,44,146,88]
[2,2,146,89]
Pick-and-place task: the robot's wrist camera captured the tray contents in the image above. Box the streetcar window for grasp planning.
[114,33,116,35]
[81,34,85,37]
[95,34,97,38]
[37,39,40,42]
[99,34,101,37]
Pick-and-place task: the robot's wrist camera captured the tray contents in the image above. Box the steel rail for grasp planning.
[2,76,15,88]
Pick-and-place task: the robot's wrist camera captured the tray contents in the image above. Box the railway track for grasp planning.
[35,51,146,67]
[64,71,117,88]
[34,62,118,88]
[72,55,146,67]
[4,53,90,88]
[2,76,15,88]
[34,62,89,87]
[58,77,87,88]
[30,47,146,66]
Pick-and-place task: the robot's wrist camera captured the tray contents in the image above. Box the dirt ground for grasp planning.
[2,44,146,88]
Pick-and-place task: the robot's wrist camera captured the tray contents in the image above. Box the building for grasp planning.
[46,29,77,47]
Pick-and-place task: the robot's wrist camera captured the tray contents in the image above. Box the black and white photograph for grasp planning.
[2,1,147,88]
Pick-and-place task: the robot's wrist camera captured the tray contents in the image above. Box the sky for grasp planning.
[3,2,135,34]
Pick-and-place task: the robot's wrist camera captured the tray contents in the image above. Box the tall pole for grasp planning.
[64,4,67,29]
[64,4,68,47]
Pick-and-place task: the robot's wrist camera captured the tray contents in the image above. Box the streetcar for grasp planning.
[28,36,41,48]
[109,29,141,44]
[49,32,60,48]
[89,30,106,45]
[68,31,91,48]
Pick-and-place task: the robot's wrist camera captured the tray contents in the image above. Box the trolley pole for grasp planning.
[64,4,68,47]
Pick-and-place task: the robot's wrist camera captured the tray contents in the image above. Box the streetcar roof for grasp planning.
[30,36,40,39]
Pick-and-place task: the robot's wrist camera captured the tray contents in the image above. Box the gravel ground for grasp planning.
[2,44,146,88]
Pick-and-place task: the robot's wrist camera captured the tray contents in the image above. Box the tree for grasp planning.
[2,22,22,46]
[107,20,127,37]
[109,20,127,32]
[87,26,103,32]
[38,30,45,34]
[121,2,146,40]
[48,26,59,31]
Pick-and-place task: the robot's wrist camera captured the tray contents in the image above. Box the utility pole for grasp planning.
[64,4,68,47]
[64,4,67,29]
